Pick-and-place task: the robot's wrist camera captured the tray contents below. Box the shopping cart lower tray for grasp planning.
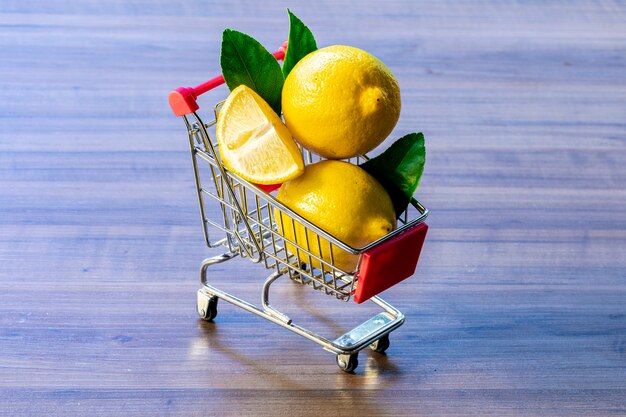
[169,43,428,372]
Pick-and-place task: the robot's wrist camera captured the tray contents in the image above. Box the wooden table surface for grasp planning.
[1,1,625,416]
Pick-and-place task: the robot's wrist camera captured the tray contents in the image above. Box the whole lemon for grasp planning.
[275,160,396,272]
[282,45,401,159]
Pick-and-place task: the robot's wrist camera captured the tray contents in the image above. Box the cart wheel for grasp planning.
[336,353,359,373]
[198,295,218,321]
[370,334,390,354]
[291,262,308,279]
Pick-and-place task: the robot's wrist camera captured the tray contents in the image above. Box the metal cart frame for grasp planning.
[169,43,428,372]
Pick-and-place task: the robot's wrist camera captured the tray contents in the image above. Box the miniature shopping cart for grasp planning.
[168,42,428,372]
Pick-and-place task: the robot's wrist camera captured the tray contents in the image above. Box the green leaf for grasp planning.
[360,133,426,218]
[282,9,317,78]
[220,28,284,115]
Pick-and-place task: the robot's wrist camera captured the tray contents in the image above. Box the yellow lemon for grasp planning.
[275,160,396,272]
[282,45,401,159]
[216,85,304,184]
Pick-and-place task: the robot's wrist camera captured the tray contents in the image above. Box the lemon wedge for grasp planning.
[216,85,304,185]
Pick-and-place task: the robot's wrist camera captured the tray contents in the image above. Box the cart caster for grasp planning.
[370,334,390,354]
[197,294,218,321]
[336,353,359,373]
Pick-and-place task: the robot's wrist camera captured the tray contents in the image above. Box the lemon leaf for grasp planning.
[282,9,317,78]
[360,133,426,218]
[220,29,284,115]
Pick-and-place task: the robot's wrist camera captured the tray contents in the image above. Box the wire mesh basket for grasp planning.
[169,42,429,372]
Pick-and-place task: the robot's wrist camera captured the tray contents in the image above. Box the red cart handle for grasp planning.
[169,41,288,117]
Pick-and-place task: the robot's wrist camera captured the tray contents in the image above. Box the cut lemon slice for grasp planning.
[216,85,304,185]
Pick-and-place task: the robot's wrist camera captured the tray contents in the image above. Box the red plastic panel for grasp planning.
[353,222,428,304]
[255,183,282,193]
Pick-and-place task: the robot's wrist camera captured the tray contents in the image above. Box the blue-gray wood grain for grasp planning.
[1,1,625,416]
